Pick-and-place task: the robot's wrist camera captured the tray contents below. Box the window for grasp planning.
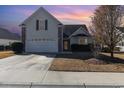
[78,37,88,45]
[36,20,39,31]
[84,38,88,44]
[79,37,84,45]
[36,19,48,31]
[40,20,45,30]
[45,20,48,30]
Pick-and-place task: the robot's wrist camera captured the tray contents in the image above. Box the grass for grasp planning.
[0,51,15,59]
[49,53,124,72]
[101,53,124,59]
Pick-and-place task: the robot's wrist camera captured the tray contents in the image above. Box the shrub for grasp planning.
[71,44,92,52]
[102,46,120,52]
[0,45,4,51]
[5,45,11,50]
[11,42,23,54]
[101,47,110,52]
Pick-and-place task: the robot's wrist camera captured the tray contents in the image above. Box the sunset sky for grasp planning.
[0,5,97,35]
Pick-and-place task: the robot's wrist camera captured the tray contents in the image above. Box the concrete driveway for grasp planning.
[0,54,54,83]
[1,54,124,88]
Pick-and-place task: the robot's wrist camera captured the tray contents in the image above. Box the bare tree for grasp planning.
[91,5,124,57]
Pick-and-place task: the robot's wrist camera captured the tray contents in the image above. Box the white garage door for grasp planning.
[26,41,58,52]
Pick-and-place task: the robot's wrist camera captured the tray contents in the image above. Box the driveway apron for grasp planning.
[0,54,54,83]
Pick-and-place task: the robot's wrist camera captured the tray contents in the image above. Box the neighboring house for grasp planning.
[117,39,124,51]
[20,7,93,53]
[116,17,124,52]
[116,27,124,52]
[0,28,20,50]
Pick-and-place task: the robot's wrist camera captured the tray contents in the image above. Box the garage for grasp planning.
[25,40,58,53]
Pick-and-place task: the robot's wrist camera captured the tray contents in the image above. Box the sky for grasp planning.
[0,5,97,35]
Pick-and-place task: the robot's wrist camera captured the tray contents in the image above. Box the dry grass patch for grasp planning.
[49,54,124,72]
[102,53,124,59]
[0,51,15,59]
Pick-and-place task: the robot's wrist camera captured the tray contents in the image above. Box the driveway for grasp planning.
[0,54,55,83]
[0,54,124,88]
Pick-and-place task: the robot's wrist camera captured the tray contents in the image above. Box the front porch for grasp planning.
[63,35,93,52]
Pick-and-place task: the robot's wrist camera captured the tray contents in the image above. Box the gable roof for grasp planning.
[20,7,62,26]
[19,7,91,39]
[63,25,90,38]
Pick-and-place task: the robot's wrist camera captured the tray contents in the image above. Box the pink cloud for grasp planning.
[13,6,94,26]
[51,9,93,25]
[52,5,85,10]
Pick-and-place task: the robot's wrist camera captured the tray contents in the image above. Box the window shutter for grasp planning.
[45,20,48,30]
[36,20,39,31]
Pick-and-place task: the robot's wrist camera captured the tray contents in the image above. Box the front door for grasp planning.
[63,40,70,51]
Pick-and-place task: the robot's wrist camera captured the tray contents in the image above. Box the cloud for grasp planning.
[43,5,95,25]
[51,9,93,25]
[11,6,94,24]
[0,5,96,34]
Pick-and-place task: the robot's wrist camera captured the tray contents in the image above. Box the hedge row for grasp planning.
[0,42,23,54]
[71,44,93,52]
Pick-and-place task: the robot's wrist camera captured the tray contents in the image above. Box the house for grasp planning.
[0,28,20,50]
[116,27,124,52]
[20,7,93,53]
[63,25,92,51]
[115,17,124,52]
[117,39,124,51]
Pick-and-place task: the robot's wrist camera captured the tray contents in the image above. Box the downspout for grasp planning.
[21,24,26,52]
[61,25,64,52]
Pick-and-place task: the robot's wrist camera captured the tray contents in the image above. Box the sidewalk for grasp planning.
[41,71,124,87]
[1,71,124,88]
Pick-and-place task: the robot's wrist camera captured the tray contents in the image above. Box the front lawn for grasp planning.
[0,51,15,59]
[101,53,124,59]
[49,53,124,72]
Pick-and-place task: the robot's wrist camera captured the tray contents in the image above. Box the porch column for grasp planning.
[58,24,63,52]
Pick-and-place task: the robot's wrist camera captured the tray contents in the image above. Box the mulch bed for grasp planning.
[49,53,124,72]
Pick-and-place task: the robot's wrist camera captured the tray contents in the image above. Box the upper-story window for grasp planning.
[36,20,39,31]
[36,19,48,31]
[45,20,48,30]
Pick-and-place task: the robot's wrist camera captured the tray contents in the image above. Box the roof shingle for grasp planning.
[63,25,89,38]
